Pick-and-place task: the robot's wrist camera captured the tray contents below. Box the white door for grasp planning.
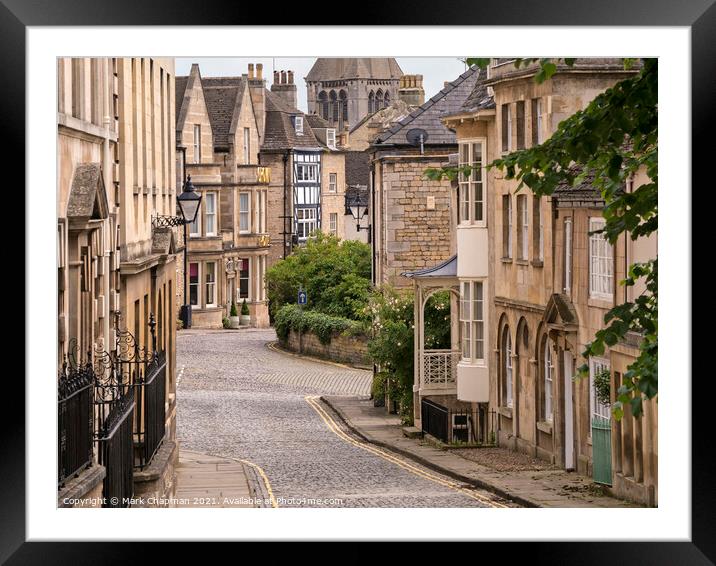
[563,351,575,470]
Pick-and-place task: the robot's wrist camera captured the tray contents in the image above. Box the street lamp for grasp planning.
[177,175,202,329]
[348,193,370,243]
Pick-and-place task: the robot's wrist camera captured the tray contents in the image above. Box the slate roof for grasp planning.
[306,58,403,82]
[373,66,482,147]
[202,77,246,151]
[457,74,495,114]
[261,90,322,152]
[305,114,331,129]
[345,151,370,187]
[175,76,189,121]
[553,167,606,204]
[402,255,457,279]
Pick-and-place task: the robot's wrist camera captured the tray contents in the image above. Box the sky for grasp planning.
[175,57,469,113]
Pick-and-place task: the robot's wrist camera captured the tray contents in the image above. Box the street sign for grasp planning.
[298,290,307,306]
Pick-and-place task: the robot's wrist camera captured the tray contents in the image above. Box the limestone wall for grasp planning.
[282,329,370,367]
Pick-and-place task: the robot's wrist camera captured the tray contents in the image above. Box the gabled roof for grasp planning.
[202,77,247,151]
[349,99,417,135]
[261,90,322,152]
[373,66,482,147]
[175,65,205,142]
[402,255,457,279]
[66,162,109,221]
[306,58,403,82]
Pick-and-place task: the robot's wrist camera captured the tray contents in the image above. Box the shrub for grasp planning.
[176,319,184,330]
[241,299,250,316]
[230,301,238,317]
[222,317,231,329]
[274,304,364,345]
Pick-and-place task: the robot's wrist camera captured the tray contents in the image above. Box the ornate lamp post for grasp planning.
[348,194,370,243]
[152,175,202,329]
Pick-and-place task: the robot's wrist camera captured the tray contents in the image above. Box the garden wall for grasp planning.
[282,329,371,368]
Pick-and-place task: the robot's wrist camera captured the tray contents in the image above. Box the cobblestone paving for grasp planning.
[176,329,505,508]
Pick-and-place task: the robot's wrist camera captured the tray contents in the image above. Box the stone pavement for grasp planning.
[173,450,261,508]
[323,396,638,508]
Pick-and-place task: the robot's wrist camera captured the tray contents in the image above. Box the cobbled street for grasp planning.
[177,329,510,508]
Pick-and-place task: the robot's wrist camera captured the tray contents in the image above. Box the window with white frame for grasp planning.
[460,281,484,363]
[237,258,250,299]
[589,217,613,299]
[329,213,337,234]
[296,163,318,182]
[504,330,513,407]
[257,191,265,233]
[294,116,303,135]
[458,141,485,225]
[193,124,201,163]
[189,262,199,306]
[243,127,250,164]
[543,339,554,422]
[205,193,217,236]
[326,129,336,149]
[518,194,528,260]
[239,192,250,233]
[189,202,201,237]
[590,357,611,422]
[205,262,216,306]
[296,208,317,239]
[532,98,543,145]
[564,217,573,293]
[502,195,513,258]
[329,173,337,193]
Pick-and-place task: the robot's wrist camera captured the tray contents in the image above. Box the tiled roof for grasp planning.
[305,114,330,129]
[261,90,322,152]
[202,77,246,150]
[306,58,403,82]
[345,151,370,187]
[458,75,495,113]
[402,255,457,278]
[373,66,481,147]
[349,99,417,135]
[175,76,188,122]
[553,167,614,204]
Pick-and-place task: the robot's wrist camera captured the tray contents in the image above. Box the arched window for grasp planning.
[503,328,513,408]
[368,91,375,114]
[329,90,338,123]
[339,90,348,124]
[384,91,390,107]
[318,91,328,119]
[543,338,554,422]
[376,89,384,111]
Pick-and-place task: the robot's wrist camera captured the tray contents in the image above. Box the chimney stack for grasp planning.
[271,68,298,110]
[398,74,425,106]
[247,62,267,145]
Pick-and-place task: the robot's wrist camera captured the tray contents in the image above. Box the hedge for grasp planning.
[274,304,365,345]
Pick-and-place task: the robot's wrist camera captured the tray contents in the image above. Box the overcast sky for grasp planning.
[176,58,469,113]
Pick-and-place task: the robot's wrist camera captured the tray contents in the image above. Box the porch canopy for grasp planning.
[402,255,460,393]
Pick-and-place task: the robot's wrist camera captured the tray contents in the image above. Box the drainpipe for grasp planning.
[283,151,289,259]
[101,58,112,352]
[370,160,376,286]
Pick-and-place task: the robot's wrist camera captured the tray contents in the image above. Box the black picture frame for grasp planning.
[8,0,712,561]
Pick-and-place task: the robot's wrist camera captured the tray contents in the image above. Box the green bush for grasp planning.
[222,317,231,329]
[241,299,250,316]
[274,304,364,345]
[266,232,371,321]
[230,301,238,317]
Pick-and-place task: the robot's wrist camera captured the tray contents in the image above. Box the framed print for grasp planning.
[8,0,713,561]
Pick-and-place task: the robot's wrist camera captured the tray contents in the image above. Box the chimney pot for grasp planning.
[256,63,263,80]
[248,63,254,79]
[274,70,279,84]
[288,70,294,84]
[280,70,287,84]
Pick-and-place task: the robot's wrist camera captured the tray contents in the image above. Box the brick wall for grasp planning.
[282,328,370,367]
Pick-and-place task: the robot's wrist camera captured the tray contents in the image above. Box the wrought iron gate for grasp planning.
[58,360,94,487]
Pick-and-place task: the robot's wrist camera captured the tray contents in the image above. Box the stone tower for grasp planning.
[305,58,403,131]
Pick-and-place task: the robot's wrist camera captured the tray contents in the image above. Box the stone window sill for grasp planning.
[588,296,614,309]
[537,420,553,434]
[498,406,513,419]
[531,259,544,268]
[501,257,513,264]
[515,259,529,266]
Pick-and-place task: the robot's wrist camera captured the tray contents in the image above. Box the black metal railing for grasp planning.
[58,362,94,487]
[421,399,497,446]
[134,353,167,469]
[97,387,135,508]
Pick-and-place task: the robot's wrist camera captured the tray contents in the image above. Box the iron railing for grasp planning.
[134,353,167,469]
[421,350,460,386]
[97,387,135,507]
[421,398,497,445]
[58,361,94,487]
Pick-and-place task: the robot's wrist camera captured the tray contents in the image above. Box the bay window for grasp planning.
[458,141,485,225]
[460,281,484,363]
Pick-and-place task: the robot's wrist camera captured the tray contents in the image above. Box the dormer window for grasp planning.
[326,129,336,149]
[294,116,304,136]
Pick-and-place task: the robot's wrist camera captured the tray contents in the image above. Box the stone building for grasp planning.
[348,98,418,152]
[370,65,481,289]
[305,58,404,131]
[409,58,659,505]
[57,57,178,507]
[175,63,270,328]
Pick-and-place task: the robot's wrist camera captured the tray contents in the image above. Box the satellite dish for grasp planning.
[406,128,428,154]
[406,128,428,146]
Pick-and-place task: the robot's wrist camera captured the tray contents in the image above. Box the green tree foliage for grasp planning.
[265,232,372,321]
[426,58,657,418]
[274,304,364,345]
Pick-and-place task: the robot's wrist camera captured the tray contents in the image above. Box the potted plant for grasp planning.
[229,301,241,329]
[240,299,251,326]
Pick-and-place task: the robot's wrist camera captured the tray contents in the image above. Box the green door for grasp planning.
[591,415,612,485]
